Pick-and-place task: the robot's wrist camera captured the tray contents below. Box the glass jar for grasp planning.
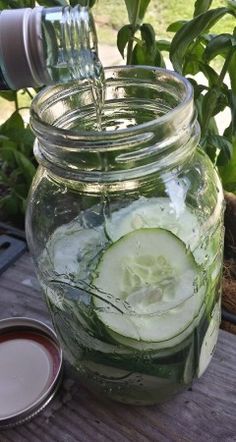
[26,66,224,405]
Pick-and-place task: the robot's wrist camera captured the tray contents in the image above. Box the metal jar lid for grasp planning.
[0,317,63,429]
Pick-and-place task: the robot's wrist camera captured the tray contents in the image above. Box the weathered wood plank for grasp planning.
[1,253,236,442]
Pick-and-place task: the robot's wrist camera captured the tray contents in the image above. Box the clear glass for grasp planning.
[0,6,102,90]
[27,67,224,405]
[41,5,102,84]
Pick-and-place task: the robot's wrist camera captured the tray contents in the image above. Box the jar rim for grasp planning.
[30,65,193,140]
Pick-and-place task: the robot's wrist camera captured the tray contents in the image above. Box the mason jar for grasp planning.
[26,66,224,405]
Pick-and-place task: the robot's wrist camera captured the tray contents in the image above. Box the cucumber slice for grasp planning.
[41,223,106,309]
[197,300,220,378]
[105,197,200,248]
[50,226,105,278]
[108,301,205,351]
[105,197,221,267]
[44,221,106,279]
[93,228,202,343]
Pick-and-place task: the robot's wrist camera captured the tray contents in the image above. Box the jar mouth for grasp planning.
[31,65,199,183]
[30,65,193,140]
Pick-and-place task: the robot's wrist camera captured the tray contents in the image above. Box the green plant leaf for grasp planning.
[124,0,151,24]
[0,91,16,102]
[70,0,96,6]
[194,93,219,137]
[224,122,232,140]
[0,112,24,137]
[0,135,9,142]
[199,33,216,44]
[131,42,164,67]
[0,0,11,7]
[0,113,34,151]
[218,136,236,190]
[0,194,20,216]
[19,126,35,155]
[188,78,207,99]
[204,34,233,62]
[167,20,188,33]
[37,0,67,6]
[14,183,28,199]
[203,134,232,165]
[140,23,156,49]
[156,39,171,52]
[7,0,35,7]
[139,0,151,22]
[203,136,217,163]
[117,25,133,58]
[0,145,18,165]
[194,0,213,17]
[216,91,229,114]
[0,169,9,185]
[13,151,36,187]
[9,169,22,184]
[170,7,229,73]
[201,79,229,114]
[131,43,150,64]
[227,0,236,14]
[78,0,96,6]
[183,59,199,76]
[216,136,233,166]
[228,49,236,137]
[198,63,219,87]
[182,40,205,75]
[201,87,221,135]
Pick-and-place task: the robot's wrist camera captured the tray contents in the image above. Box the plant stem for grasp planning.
[228,50,236,138]
[14,92,19,112]
[218,47,234,85]
[24,88,34,100]
[17,107,30,111]
[202,48,235,137]
[126,39,134,65]
[126,0,141,65]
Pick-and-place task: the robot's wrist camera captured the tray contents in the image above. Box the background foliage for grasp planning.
[0,0,235,227]
[117,0,236,186]
[94,1,235,45]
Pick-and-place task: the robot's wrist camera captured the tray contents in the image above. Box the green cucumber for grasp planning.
[105,197,220,266]
[197,300,221,378]
[107,301,205,351]
[105,197,200,247]
[93,228,202,343]
[50,226,105,279]
[42,223,107,309]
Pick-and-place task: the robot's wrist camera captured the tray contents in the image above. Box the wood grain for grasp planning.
[0,253,236,442]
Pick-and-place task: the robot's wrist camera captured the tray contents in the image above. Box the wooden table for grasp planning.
[1,252,236,442]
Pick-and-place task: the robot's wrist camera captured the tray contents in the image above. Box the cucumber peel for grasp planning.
[93,228,202,343]
[105,197,220,266]
[105,197,200,247]
[197,300,221,378]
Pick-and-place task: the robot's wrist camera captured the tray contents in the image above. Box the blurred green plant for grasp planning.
[0,0,96,226]
[0,89,37,226]
[118,0,236,192]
